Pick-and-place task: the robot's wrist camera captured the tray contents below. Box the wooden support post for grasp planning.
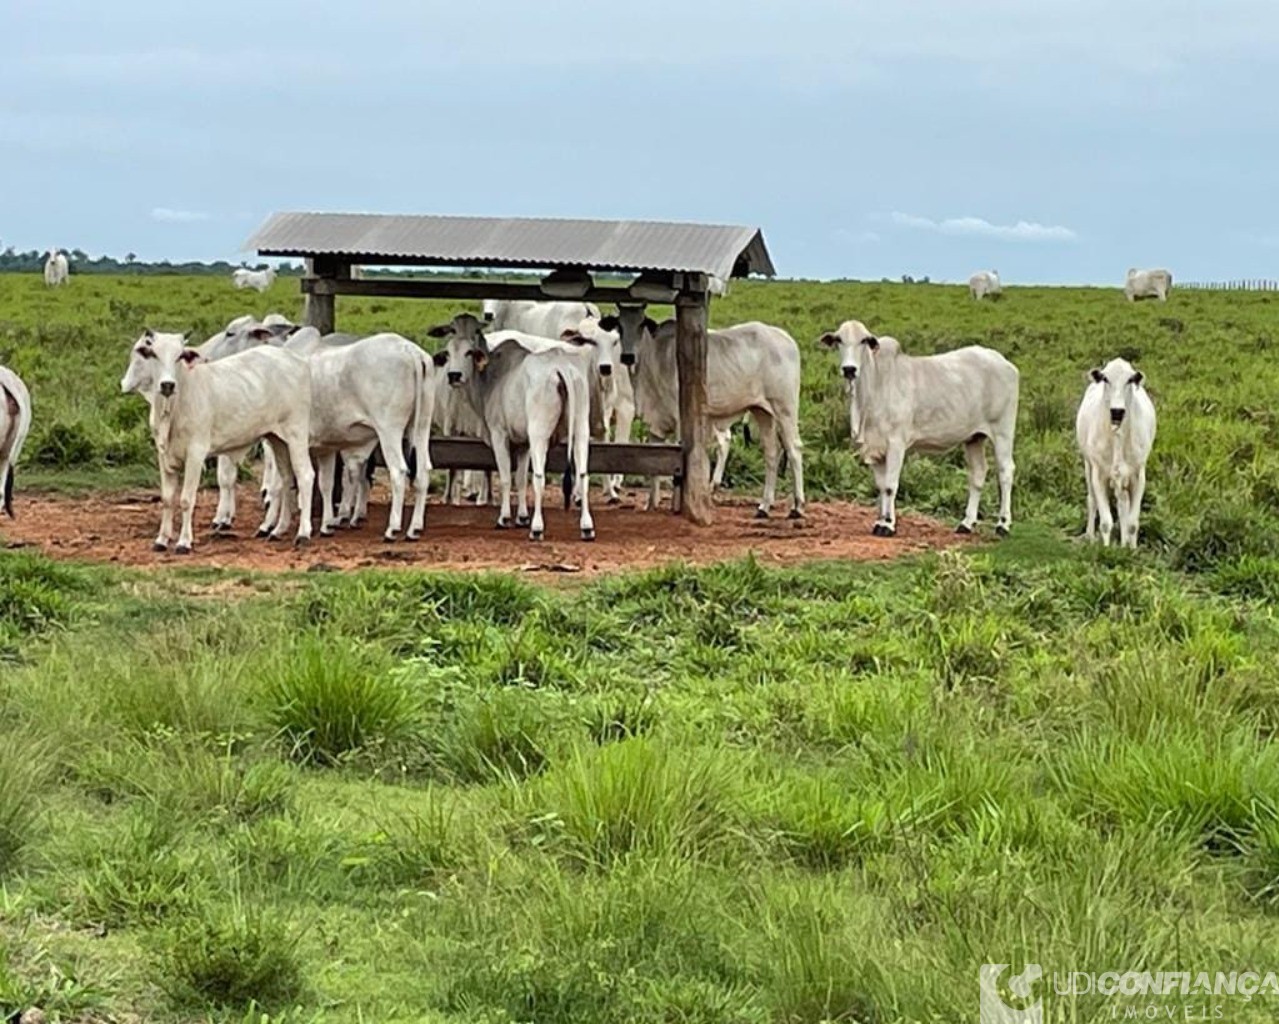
[302,256,349,334]
[674,279,713,526]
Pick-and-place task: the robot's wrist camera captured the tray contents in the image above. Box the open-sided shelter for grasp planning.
[244,212,776,524]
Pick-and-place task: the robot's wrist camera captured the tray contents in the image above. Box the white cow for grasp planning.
[481,299,601,338]
[434,372,491,507]
[120,330,314,552]
[0,366,32,518]
[602,307,805,518]
[1124,268,1172,302]
[232,267,277,292]
[428,313,595,541]
[43,250,69,287]
[568,316,638,503]
[1075,357,1156,549]
[969,270,1001,301]
[820,320,1019,537]
[303,333,436,541]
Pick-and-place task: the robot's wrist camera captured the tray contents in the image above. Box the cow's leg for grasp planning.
[574,400,595,542]
[407,435,432,542]
[1082,460,1098,541]
[1126,466,1147,549]
[869,459,889,533]
[349,456,371,527]
[515,450,531,527]
[753,409,780,518]
[155,458,178,551]
[212,455,237,530]
[259,442,275,508]
[778,413,805,519]
[606,400,634,504]
[711,425,731,491]
[958,438,988,534]
[280,433,313,545]
[1092,466,1114,546]
[528,442,548,541]
[175,444,209,554]
[491,434,514,529]
[991,430,1016,537]
[373,429,409,542]
[317,452,339,536]
[874,444,906,537]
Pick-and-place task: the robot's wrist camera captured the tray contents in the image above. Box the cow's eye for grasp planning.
[137,346,155,359]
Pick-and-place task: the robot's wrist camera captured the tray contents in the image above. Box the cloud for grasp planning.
[151,207,210,224]
[889,211,1076,242]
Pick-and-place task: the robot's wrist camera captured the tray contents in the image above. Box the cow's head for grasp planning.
[122,329,200,398]
[562,318,614,378]
[427,313,489,386]
[818,319,879,384]
[599,305,659,367]
[1089,357,1145,427]
[480,298,499,323]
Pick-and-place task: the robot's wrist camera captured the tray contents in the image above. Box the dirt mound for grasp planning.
[3,484,975,577]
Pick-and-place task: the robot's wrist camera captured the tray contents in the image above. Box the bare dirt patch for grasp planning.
[3,484,976,577]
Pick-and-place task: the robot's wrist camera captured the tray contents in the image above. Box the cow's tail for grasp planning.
[410,348,433,482]
[0,383,23,518]
[556,371,576,509]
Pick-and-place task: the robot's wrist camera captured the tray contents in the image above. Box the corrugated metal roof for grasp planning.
[244,212,775,280]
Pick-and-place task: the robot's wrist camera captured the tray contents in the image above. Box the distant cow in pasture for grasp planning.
[0,366,32,518]
[120,330,315,553]
[1124,268,1172,302]
[232,266,277,292]
[969,270,1002,301]
[43,249,69,287]
[1075,357,1156,549]
[819,320,1019,537]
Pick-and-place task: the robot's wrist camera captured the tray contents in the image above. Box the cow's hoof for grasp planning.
[530,530,544,542]
[754,507,769,520]
[607,496,621,506]
[320,527,335,537]
[267,533,284,543]
[495,519,510,530]
[335,517,349,528]
[175,544,193,556]
[581,528,596,542]
[872,523,895,537]
[406,529,421,542]
[516,515,531,527]
[383,531,399,543]
[211,521,227,532]
[153,541,167,553]
[995,523,1010,538]
[956,523,973,535]
[255,528,270,539]
[787,508,803,520]
[294,536,311,549]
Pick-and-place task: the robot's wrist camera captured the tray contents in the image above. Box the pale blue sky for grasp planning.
[4,0,1277,284]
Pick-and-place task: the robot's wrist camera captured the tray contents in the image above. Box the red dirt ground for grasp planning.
[3,484,975,577]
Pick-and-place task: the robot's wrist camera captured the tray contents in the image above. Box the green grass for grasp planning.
[2,277,1279,1021]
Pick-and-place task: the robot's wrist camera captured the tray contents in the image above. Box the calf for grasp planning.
[969,270,1001,301]
[1075,357,1156,548]
[120,331,314,552]
[231,267,277,292]
[43,250,69,287]
[0,366,32,518]
[602,307,805,517]
[428,313,595,541]
[820,320,1019,537]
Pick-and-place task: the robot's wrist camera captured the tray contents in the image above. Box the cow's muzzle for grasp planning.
[1110,408,1126,425]
[159,380,176,398]
[447,371,463,386]
[620,353,636,367]
[599,364,613,377]
[842,366,857,380]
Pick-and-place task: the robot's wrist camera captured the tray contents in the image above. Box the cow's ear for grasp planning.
[559,328,579,341]
[247,326,274,341]
[1129,370,1144,387]
[432,351,449,367]
[426,323,453,338]
[286,324,305,337]
[598,315,619,331]
[468,349,489,372]
[178,349,202,365]
[818,332,840,348]
[643,317,659,335]
[862,335,879,350]
[1090,368,1105,384]
[143,327,155,341]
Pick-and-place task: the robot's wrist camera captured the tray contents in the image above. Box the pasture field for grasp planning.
[2,276,1279,1022]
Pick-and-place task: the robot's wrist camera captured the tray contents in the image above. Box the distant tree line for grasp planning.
[0,247,304,276]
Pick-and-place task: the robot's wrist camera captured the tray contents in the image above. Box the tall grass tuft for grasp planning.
[0,738,51,874]
[261,634,418,765]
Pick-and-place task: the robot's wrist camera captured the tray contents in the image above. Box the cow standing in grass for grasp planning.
[1124,268,1172,302]
[1076,357,1156,548]
[820,320,1019,537]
